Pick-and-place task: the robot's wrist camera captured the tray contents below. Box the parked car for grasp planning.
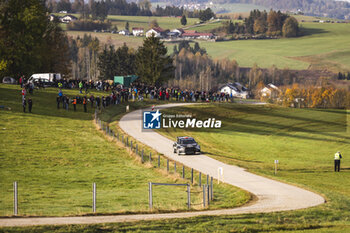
[2,77,16,84]
[173,136,201,155]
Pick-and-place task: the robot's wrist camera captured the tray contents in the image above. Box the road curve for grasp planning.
[0,103,324,227]
[119,103,324,214]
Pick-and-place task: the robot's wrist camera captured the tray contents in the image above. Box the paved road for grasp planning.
[0,103,324,227]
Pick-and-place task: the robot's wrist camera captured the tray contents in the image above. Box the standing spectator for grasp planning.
[28,98,33,113]
[73,97,77,112]
[21,87,26,100]
[83,96,87,112]
[79,81,83,94]
[22,98,26,112]
[334,151,342,172]
[56,96,61,109]
[65,96,70,111]
[19,76,23,87]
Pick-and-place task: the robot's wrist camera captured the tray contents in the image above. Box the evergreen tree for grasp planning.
[181,15,187,26]
[0,0,70,78]
[136,35,174,85]
[199,8,215,22]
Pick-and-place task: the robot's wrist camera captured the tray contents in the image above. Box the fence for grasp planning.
[95,116,215,207]
[6,115,217,216]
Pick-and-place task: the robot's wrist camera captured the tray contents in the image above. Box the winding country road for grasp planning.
[0,103,324,227]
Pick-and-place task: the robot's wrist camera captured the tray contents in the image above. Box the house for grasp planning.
[220,82,249,99]
[132,27,144,36]
[260,83,279,98]
[60,14,78,24]
[171,28,185,37]
[119,29,130,36]
[146,27,165,38]
[48,14,57,22]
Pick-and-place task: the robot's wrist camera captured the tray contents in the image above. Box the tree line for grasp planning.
[215,9,299,38]
[278,85,350,109]
[46,0,214,20]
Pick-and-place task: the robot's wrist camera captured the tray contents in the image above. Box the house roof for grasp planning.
[219,83,247,93]
[184,30,196,33]
[149,27,165,33]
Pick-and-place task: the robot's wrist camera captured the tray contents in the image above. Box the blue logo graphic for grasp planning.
[143,110,162,129]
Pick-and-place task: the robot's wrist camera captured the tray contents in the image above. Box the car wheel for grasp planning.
[174,148,176,153]
[177,150,180,156]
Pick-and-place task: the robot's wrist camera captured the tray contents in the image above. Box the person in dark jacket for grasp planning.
[28,98,32,113]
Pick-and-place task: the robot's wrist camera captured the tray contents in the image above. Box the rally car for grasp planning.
[173,136,201,155]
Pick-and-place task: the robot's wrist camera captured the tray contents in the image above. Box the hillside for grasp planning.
[151,0,350,19]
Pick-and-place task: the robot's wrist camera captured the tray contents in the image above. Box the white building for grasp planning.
[220,82,249,99]
[60,14,78,24]
[119,30,130,36]
[260,83,279,98]
[132,27,144,36]
[146,27,165,38]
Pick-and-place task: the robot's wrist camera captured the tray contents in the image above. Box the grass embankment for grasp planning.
[0,85,249,218]
[16,103,350,232]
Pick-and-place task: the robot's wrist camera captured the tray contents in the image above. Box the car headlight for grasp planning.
[196,145,200,149]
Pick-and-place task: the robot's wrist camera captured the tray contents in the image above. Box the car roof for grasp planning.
[177,136,194,140]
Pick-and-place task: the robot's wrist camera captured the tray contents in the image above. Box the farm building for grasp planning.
[119,30,130,36]
[60,14,77,23]
[220,82,249,99]
[132,28,144,36]
[146,27,166,38]
[260,83,280,98]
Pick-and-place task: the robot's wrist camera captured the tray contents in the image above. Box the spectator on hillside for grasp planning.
[22,98,26,112]
[28,98,32,113]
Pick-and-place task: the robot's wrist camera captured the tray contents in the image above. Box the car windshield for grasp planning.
[181,139,196,144]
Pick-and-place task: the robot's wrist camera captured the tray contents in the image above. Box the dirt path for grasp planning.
[0,103,324,227]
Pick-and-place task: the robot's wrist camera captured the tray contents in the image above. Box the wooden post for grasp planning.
[182,166,185,179]
[158,155,160,168]
[167,159,169,172]
[203,185,206,207]
[191,168,193,184]
[187,184,191,209]
[199,172,201,187]
[210,176,213,201]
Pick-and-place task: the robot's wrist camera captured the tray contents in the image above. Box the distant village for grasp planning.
[49,14,216,41]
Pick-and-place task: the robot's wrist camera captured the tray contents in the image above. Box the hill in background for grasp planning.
[150,0,350,19]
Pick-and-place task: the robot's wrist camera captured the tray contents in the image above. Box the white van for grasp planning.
[28,73,61,84]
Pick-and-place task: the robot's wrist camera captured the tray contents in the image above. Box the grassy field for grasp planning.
[64,13,350,72]
[194,22,350,72]
[0,85,248,217]
[4,102,350,232]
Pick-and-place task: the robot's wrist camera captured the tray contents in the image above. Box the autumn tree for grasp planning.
[149,19,159,28]
[282,17,299,37]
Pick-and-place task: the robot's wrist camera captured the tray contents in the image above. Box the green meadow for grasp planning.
[197,22,350,72]
[5,102,350,232]
[0,84,248,217]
